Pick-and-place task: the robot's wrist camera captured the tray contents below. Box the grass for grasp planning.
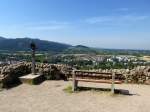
[63,85,73,93]
[64,85,115,94]
[63,85,129,96]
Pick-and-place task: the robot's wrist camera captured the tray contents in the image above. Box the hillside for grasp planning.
[0,37,149,55]
[0,37,71,52]
[63,45,98,54]
[0,37,100,54]
[0,36,5,40]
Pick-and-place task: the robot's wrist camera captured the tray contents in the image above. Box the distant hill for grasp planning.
[0,37,149,55]
[0,37,71,52]
[63,45,98,54]
[0,36,5,40]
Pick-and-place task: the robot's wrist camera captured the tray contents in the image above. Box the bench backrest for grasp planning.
[67,70,125,81]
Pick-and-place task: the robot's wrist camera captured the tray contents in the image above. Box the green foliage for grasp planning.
[0,37,71,52]
[35,55,45,63]
[63,85,73,93]
[63,45,99,54]
[93,61,135,70]
[0,37,150,56]
[97,49,150,56]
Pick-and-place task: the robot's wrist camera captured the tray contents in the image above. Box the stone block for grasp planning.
[19,73,44,85]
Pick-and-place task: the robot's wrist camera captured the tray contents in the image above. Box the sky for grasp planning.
[0,0,150,50]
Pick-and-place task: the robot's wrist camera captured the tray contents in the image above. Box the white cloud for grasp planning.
[85,15,149,25]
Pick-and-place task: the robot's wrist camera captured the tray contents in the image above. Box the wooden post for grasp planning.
[30,42,36,75]
[72,70,78,92]
[111,72,115,94]
[31,49,36,75]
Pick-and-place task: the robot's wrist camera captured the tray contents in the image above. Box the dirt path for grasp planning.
[0,81,150,112]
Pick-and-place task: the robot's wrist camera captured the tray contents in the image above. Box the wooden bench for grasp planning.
[69,70,123,94]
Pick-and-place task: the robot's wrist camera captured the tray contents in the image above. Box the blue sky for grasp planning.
[0,0,150,49]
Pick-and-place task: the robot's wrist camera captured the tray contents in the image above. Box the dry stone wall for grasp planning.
[35,63,72,80]
[0,62,72,88]
[79,66,150,84]
[106,66,150,84]
[0,62,31,88]
[1,62,150,88]
[126,66,150,84]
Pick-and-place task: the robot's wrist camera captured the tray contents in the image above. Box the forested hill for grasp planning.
[63,45,99,54]
[0,37,71,52]
[0,37,149,55]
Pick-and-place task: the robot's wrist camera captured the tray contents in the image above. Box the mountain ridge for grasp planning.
[0,37,71,52]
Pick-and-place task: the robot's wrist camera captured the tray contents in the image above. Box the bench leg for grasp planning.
[111,82,115,94]
[125,74,128,84]
[111,73,115,94]
[72,80,78,92]
[75,80,78,90]
[72,70,78,92]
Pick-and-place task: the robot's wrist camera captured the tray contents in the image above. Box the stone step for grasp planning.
[19,73,44,85]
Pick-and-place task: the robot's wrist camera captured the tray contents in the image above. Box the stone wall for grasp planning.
[35,63,72,80]
[1,62,150,88]
[76,66,150,84]
[66,70,125,81]
[126,66,150,84]
[0,62,72,88]
[0,62,31,88]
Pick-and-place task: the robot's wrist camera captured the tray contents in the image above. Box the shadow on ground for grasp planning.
[4,78,46,90]
[76,86,138,96]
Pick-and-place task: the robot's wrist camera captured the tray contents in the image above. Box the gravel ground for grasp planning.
[0,81,150,112]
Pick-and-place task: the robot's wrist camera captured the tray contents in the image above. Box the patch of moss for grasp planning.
[63,86,125,96]
[63,85,73,93]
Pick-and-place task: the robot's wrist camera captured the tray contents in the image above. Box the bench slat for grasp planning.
[69,78,123,84]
